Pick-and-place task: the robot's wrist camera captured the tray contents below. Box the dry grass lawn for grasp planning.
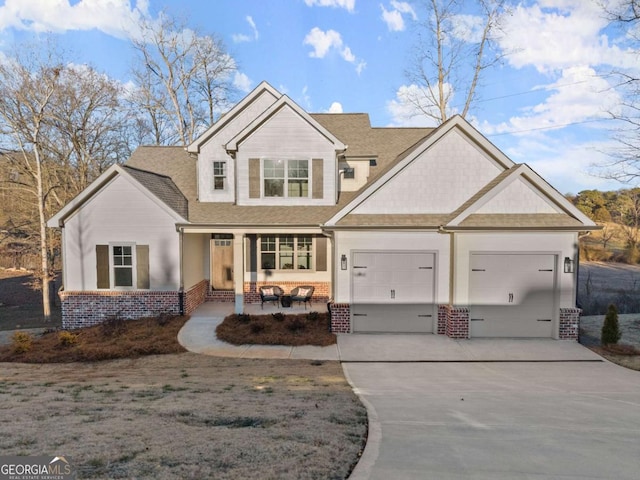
[0,354,367,479]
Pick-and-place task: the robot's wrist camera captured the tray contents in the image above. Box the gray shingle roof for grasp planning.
[122,165,189,219]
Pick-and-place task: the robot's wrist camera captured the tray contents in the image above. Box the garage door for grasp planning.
[469,254,556,337]
[351,252,435,333]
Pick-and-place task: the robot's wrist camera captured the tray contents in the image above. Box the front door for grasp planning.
[211,235,234,290]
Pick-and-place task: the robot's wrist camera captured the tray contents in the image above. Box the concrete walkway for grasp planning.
[178,302,602,362]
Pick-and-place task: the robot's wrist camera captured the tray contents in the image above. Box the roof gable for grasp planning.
[447,164,595,227]
[187,81,281,153]
[47,165,188,228]
[225,95,346,152]
[325,115,512,224]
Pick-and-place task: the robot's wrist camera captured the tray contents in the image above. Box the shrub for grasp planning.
[11,331,33,353]
[250,322,266,334]
[307,311,319,321]
[601,304,622,345]
[101,314,126,337]
[156,311,175,326]
[58,331,79,347]
[286,317,306,333]
[237,314,251,324]
[271,312,285,322]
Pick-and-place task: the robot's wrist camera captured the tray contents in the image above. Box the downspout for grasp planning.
[321,228,335,331]
[178,227,185,316]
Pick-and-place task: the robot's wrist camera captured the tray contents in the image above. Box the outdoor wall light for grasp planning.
[341,254,348,270]
[564,256,574,273]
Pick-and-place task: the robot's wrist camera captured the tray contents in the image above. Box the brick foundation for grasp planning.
[559,307,581,340]
[184,280,209,314]
[329,303,351,333]
[60,290,180,329]
[437,305,447,335]
[206,289,235,302]
[444,305,469,339]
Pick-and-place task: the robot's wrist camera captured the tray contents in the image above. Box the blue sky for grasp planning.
[0,0,638,195]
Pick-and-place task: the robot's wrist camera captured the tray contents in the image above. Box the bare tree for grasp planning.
[131,14,237,146]
[404,0,507,124]
[0,43,133,319]
[600,0,640,182]
[0,48,64,320]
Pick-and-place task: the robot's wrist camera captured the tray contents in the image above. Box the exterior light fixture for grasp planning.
[564,257,574,273]
[341,254,348,270]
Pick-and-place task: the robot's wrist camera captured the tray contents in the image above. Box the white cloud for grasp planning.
[0,0,149,39]
[233,72,252,93]
[497,1,638,73]
[232,15,259,43]
[328,102,343,113]
[386,83,454,127]
[380,1,416,32]
[479,66,622,136]
[304,0,355,12]
[303,27,365,73]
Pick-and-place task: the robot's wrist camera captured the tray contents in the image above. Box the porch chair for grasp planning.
[290,285,314,309]
[259,285,283,309]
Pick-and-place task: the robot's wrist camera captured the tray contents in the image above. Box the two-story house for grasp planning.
[48,81,597,339]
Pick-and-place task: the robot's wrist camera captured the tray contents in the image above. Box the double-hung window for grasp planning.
[213,161,226,190]
[263,159,308,198]
[111,244,135,288]
[260,235,313,270]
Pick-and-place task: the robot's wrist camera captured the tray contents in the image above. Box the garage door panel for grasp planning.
[469,254,556,338]
[352,304,434,333]
[352,252,435,333]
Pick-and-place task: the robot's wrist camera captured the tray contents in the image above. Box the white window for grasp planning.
[260,235,313,270]
[110,244,136,288]
[263,159,308,198]
[213,161,226,190]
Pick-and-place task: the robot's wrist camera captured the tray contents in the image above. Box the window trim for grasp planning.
[109,242,137,290]
[262,158,309,198]
[213,160,226,191]
[259,235,315,271]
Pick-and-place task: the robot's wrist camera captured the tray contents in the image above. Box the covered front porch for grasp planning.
[179,225,332,314]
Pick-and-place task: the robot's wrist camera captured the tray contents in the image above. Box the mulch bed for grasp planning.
[216,312,336,347]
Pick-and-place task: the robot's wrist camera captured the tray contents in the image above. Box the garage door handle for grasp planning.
[508,293,514,303]
[537,319,552,322]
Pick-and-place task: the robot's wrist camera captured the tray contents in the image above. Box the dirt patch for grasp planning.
[0,268,61,330]
[216,312,336,347]
[0,354,367,479]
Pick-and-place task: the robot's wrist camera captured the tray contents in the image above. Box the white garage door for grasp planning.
[351,252,435,333]
[469,254,556,337]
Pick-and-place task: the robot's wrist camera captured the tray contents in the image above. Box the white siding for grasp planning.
[333,231,450,306]
[198,90,279,203]
[353,130,503,214]
[183,233,209,289]
[63,175,180,291]
[236,105,337,206]
[477,178,561,214]
[453,232,577,309]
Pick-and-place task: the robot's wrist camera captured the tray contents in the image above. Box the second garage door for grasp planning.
[469,253,556,337]
[351,252,435,333]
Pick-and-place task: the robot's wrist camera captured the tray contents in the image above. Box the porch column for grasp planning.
[233,233,245,314]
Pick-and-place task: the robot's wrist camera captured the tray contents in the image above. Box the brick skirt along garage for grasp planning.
[350,251,436,333]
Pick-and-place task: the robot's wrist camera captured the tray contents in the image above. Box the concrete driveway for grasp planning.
[345,359,640,479]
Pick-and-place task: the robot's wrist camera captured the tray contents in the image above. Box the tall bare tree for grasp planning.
[404,0,506,124]
[131,14,237,146]
[0,48,64,320]
[600,0,640,182]
[0,43,132,319]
